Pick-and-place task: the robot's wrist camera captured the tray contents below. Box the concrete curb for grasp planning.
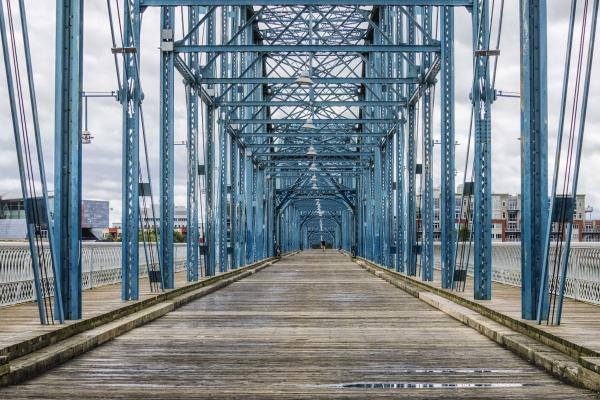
[353,257,600,392]
[0,254,290,387]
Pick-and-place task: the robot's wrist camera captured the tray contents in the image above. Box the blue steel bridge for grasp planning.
[1,0,600,398]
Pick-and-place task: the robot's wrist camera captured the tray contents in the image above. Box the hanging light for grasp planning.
[306,145,317,156]
[312,183,318,190]
[294,68,313,86]
[81,130,94,144]
[302,117,315,130]
[310,175,317,182]
[309,163,317,171]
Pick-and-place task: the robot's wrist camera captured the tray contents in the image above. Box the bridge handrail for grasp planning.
[0,242,187,306]
[2,242,599,307]
[433,242,600,305]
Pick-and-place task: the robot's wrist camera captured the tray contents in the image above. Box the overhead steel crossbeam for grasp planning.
[141,1,472,5]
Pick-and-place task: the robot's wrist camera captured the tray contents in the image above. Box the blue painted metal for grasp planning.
[186,6,200,281]
[245,152,255,263]
[54,0,84,319]
[420,5,434,282]
[395,117,406,272]
[159,6,175,288]
[373,148,383,264]
[120,0,142,300]
[472,0,493,300]
[203,9,216,277]
[231,141,240,269]
[405,6,418,277]
[440,5,456,289]
[255,168,265,260]
[216,16,228,274]
[142,0,472,5]
[176,44,441,53]
[520,0,548,319]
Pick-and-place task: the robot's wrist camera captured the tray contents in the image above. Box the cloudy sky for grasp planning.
[1,1,599,223]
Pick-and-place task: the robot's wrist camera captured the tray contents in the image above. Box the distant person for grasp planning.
[320,240,326,252]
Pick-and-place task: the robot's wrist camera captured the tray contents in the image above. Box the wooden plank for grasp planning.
[0,271,191,353]
[427,267,600,357]
[0,251,594,399]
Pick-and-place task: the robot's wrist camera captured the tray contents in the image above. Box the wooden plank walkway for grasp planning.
[424,266,600,356]
[0,270,190,354]
[1,251,595,399]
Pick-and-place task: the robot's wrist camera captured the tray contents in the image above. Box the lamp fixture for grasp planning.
[302,117,315,130]
[294,68,313,86]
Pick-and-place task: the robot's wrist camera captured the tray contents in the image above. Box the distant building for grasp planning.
[141,205,188,229]
[0,196,109,241]
[107,205,205,241]
[415,186,597,242]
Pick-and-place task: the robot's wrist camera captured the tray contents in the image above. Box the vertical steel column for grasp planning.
[159,6,175,288]
[521,0,548,319]
[395,118,406,272]
[357,176,364,256]
[420,5,434,282]
[186,6,200,281]
[395,7,406,273]
[255,167,265,260]
[217,6,230,273]
[440,5,456,289]
[244,152,255,263]
[373,148,383,263]
[216,126,228,273]
[121,0,141,299]
[239,146,247,264]
[384,137,394,268]
[229,7,242,269]
[54,0,83,319]
[267,176,275,256]
[204,11,216,276]
[405,6,417,276]
[231,141,239,269]
[365,167,374,260]
[472,0,493,300]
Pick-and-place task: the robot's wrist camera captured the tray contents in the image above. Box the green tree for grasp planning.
[458,225,470,242]
[173,230,185,243]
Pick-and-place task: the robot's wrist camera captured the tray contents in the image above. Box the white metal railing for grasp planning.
[3,241,599,307]
[433,242,600,305]
[0,242,187,307]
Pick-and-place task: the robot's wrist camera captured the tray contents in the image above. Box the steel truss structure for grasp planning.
[3,0,560,323]
[119,0,471,295]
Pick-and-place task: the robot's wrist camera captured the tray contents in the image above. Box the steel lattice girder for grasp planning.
[159,4,460,297]
[141,1,472,5]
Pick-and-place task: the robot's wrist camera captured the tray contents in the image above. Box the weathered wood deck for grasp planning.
[1,251,595,399]
[0,270,190,354]
[427,265,600,356]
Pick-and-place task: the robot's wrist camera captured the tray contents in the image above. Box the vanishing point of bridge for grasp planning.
[1,0,600,398]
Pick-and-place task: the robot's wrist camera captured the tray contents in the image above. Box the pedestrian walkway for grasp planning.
[1,251,594,399]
